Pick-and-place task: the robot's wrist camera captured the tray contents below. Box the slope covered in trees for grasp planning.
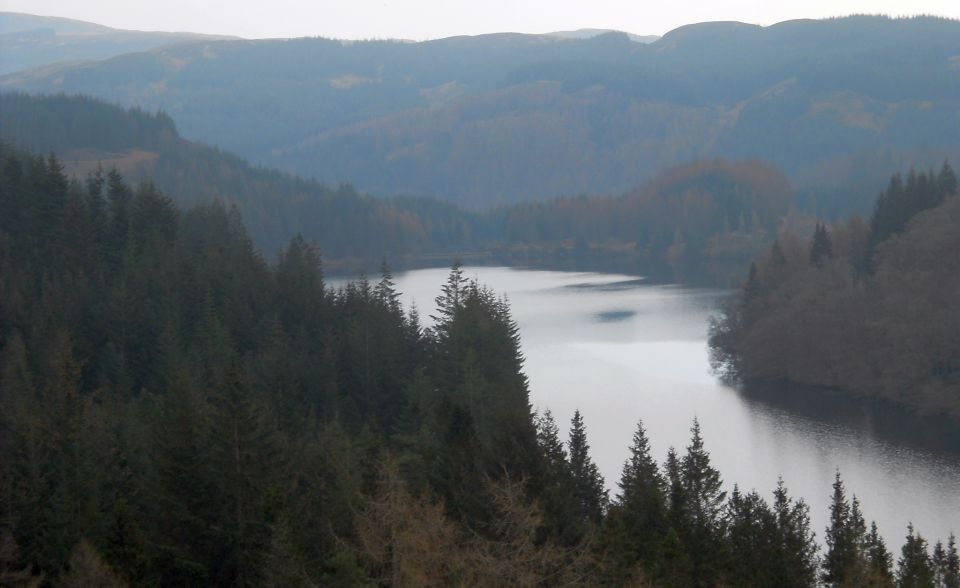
[709,164,960,418]
[3,15,959,212]
[489,159,793,283]
[2,142,958,586]
[0,92,799,283]
[0,92,475,266]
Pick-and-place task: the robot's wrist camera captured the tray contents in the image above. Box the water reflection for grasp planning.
[594,309,637,323]
[336,266,960,548]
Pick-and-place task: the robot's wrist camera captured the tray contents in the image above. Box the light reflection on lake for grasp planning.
[339,266,960,547]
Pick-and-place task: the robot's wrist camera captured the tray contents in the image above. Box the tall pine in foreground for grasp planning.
[679,419,726,587]
[567,410,607,525]
[605,419,667,576]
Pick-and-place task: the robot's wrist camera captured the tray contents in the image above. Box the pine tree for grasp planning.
[665,446,685,528]
[725,486,778,586]
[207,363,287,587]
[374,259,401,312]
[613,419,667,564]
[809,222,833,266]
[864,521,895,587]
[533,410,582,544]
[681,419,725,528]
[567,410,607,524]
[679,418,726,586]
[824,473,853,586]
[772,478,819,588]
[898,524,935,588]
[937,162,958,199]
[941,534,960,588]
[150,363,216,585]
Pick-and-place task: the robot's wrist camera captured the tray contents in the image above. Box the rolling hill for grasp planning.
[4,16,959,212]
[0,12,236,75]
[1,93,802,283]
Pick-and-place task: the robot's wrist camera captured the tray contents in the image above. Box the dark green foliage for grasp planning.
[677,419,727,586]
[606,419,667,571]
[822,473,895,587]
[0,142,953,585]
[898,524,935,588]
[567,410,608,524]
[870,165,955,253]
[932,534,960,588]
[534,410,583,545]
[771,479,819,587]
[823,473,859,586]
[1,93,799,284]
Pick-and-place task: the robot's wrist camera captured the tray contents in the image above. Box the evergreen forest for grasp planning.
[1,143,958,586]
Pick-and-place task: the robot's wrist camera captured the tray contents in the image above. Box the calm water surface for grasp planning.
[344,266,960,547]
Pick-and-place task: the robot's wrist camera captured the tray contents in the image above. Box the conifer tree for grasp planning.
[823,473,856,587]
[567,410,607,524]
[613,419,667,564]
[809,222,833,266]
[725,486,778,586]
[679,418,726,586]
[681,419,725,528]
[772,478,819,588]
[898,524,935,588]
[864,521,895,587]
[207,363,287,587]
[937,533,960,588]
[533,410,582,544]
[665,447,685,528]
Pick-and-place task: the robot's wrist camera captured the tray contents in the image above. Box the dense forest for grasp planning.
[1,143,958,586]
[1,92,799,284]
[488,159,793,283]
[4,16,959,212]
[0,92,472,267]
[709,164,960,419]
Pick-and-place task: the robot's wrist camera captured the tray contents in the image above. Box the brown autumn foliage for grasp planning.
[350,461,596,587]
[711,187,960,418]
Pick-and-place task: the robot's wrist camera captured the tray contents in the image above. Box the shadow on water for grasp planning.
[737,380,960,459]
[594,309,636,322]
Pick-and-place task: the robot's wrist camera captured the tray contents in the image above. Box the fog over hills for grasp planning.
[3,14,959,214]
[0,12,237,75]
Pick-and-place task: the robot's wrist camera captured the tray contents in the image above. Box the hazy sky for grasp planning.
[4,0,959,40]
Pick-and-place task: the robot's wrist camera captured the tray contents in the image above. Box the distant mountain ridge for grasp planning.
[544,28,659,43]
[0,12,237,75]
[3,14,959,213]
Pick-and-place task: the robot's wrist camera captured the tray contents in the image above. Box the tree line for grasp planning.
[2,93,798,284]
[0,144,956,586]
[709,163,960,419]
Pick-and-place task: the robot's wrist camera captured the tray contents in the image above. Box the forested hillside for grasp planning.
[0,93,801,283]
[489,159,794,283]
[1,143,957,586]
[0,12,235,75]
[3,15,959,211]
[710,164,960,418]
[0,92,475,266]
